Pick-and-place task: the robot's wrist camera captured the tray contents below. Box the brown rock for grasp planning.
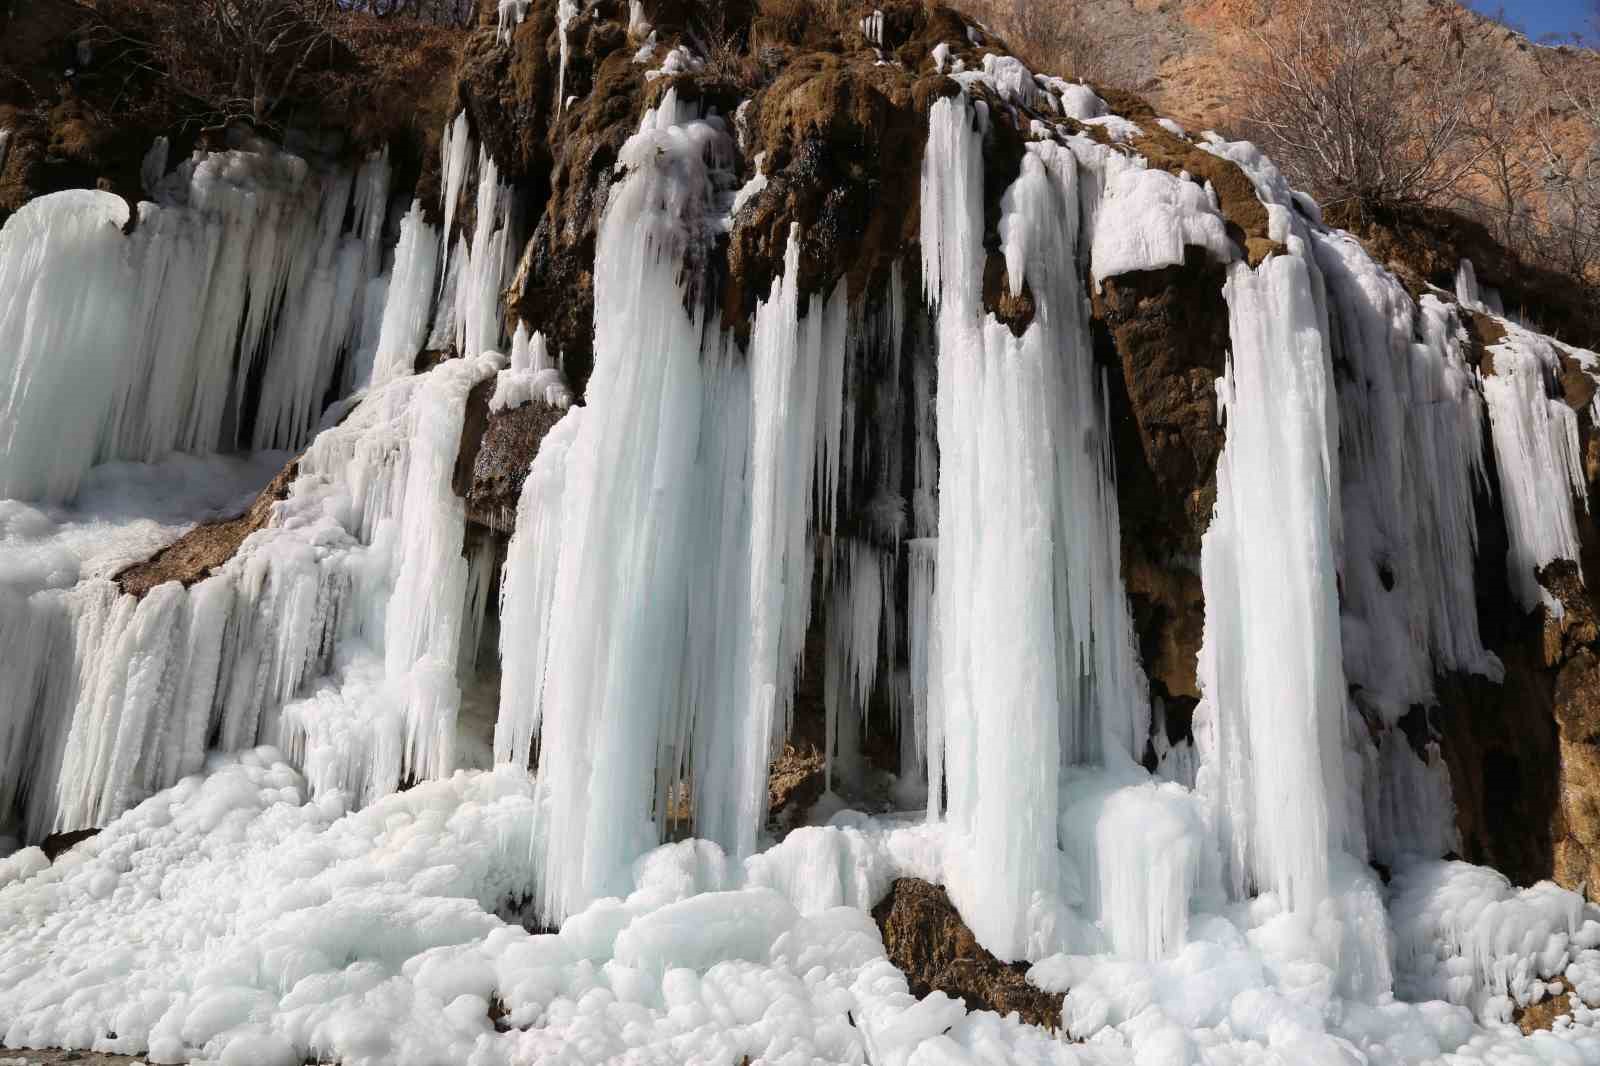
[455,379,570,534]
[872,878,1065,1030]
[115,460,298,598]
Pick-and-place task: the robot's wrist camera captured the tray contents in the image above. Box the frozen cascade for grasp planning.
[0,354,499,839]
[1479,317,1591,610]
[498,89,755,920]
[1195,231,1351,916]
[494,91,860,921]
[1317,230,1500,718]
[369,201,442,387]
[920,93,1148,962]
[0,138,394,503]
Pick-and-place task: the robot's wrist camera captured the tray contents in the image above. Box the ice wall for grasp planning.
[919,93,1148,961]
[1194,220,1350,915]
[0,139,393,503]
[494,90,861,921]
[1480,320,1591,610]
[1319,235,1500,714]
[0,354,500,839]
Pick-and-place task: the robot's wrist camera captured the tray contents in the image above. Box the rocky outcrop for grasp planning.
[872,878,1065,1029]
[115,460,298,598]
[454,380,569,534]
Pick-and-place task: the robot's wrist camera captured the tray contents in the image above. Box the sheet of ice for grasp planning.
[1195,234,1351,918]
[922,94,1147,962]
[0,139,392,503]
[1317,232,1498,724]
[1479,316,1590,610]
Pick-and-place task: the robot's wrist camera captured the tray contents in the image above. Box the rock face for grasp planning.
[115,460,298,597]
[871,878,1065,1029]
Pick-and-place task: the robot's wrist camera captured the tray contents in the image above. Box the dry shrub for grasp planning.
[753,0,861,48]
[1231,0,1496,210]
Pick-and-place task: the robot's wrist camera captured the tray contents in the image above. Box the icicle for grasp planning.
[1194,246,1348,916]
[920,94,1147,962]
[439,113,472,283]
[497,0,531,43]
[557,0,580,114]
[1317,232,1498,725]
[369,201,442,387]
[1479,319,1590,611]
[860,9,884,45]
[821,541,892,794]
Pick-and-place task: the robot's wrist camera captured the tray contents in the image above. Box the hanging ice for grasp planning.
[1478,319,1590,611]
[0,353,498,839]
[920,94,1148,961]
[1316,230,1498,723]
[0,138,394,503]
[369,201,442,387]
[1195,240,1349,915]
[494,93,856,921]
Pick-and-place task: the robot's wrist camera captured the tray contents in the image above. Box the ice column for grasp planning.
[495,95,856,919]
[921,94,1147,961]
[1195,241,1349,914]
[503,91,748,920]
[0,142,394,503]
[1479,320,1590,610]
[1317,230,1497,723]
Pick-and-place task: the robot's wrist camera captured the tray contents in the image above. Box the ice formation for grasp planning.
[10,13,1600,1066]
[0,137,392,503]
[1480,319,1591,609]
[920,94,1148,961]
[491,325,573,411]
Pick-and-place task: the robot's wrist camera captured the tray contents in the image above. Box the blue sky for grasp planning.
[1466,0,1594,41]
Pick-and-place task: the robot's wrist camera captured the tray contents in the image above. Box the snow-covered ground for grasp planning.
[5,754,1600,1065]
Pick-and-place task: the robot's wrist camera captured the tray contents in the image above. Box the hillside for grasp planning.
[2,0,1600,1063]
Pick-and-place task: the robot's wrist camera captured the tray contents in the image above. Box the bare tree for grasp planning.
[1465,67,1542,249]
[1529,48,1600,279]
[1236,0,1495,210]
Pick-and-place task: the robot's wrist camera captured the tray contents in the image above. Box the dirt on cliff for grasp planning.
[872,878,1066,1030]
